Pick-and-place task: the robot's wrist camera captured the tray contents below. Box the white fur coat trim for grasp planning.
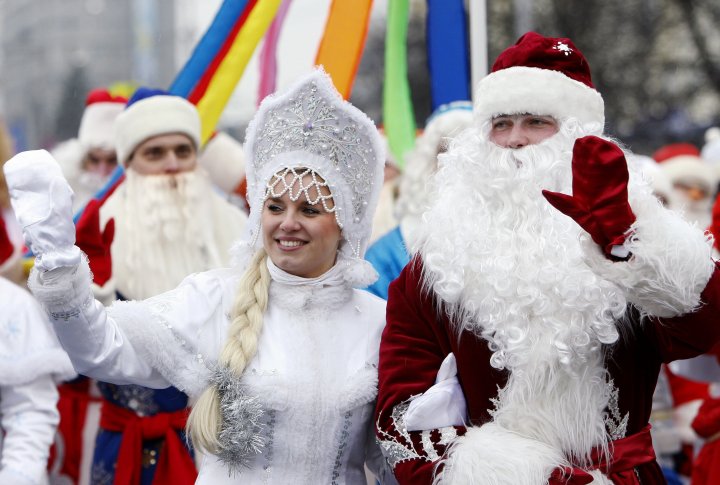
[584,190,714,318]
[434,423,567,485]
[107,299,210,398]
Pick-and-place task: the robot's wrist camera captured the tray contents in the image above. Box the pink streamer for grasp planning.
[257,0,293,105]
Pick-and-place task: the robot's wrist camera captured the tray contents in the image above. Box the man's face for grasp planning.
[127,133,197,175]
[489,114,559,148]
[82,147,117,176]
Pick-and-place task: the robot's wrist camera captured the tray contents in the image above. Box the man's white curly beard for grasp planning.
[415,120,629,467]
[112,169,225,300]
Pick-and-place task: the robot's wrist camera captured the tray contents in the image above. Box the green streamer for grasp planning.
[383,0,415,169]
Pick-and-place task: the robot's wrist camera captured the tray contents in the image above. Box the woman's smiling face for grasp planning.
[261,170,341,278]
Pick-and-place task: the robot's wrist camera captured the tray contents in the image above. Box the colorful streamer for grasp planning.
[427,0,470,110]
[257,0,294,105]
[194,0,282,144]
[169,0,251,98]
[383,0,415,168]
[314,0,374,99]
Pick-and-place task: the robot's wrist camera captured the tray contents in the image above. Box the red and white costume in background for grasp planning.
[51,89,126,213]
[375,33,720,485]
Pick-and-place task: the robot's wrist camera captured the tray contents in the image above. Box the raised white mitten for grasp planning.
[3,150,81,271]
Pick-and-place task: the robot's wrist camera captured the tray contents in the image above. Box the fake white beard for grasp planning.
[672,191,713,230]
[416,120,629,465]
[112,169,225,300]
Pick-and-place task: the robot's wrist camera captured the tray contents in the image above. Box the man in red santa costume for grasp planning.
[375,32,720,484]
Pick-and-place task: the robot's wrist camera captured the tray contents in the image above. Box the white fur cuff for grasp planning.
[27,255,94,316]
[583,194,715,318]
[433,423,565,485]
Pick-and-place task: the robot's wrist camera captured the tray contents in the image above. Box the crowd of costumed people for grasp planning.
[1,3,720,485]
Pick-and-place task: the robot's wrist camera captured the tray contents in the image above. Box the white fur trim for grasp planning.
[583,190,715,318]
[78,101,125,151]
[474,66,605,126]
[434,423,566,485]
[107,299,211,398]
[91,278,116,307]
[114,95,201,166]
[199,131,246,193]
[659,155,718,192]
[672,399,703,444]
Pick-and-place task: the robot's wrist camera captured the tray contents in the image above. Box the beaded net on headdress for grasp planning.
[244,68,384,258]
[264,167,338,222]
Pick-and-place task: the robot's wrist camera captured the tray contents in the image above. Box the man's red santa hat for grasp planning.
[77,89,127,151]
[474,31,605,126]
[653,142,717,194]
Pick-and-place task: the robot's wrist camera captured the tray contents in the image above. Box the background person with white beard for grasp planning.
[375,32,720,485]
[51,88,127,214]
[652,142,718,232]
[71,88,247,485]
[365,102,473,300]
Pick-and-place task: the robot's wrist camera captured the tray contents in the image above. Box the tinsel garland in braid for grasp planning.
[211,365,266,473]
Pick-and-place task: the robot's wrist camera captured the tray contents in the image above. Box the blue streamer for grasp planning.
[72,165,125,224]
[169,0,249,97]
[426,0,470,110]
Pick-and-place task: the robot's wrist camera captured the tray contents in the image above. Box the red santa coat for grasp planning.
[376,258,720,484]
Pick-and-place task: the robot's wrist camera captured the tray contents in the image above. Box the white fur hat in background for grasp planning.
[199,131,246,194]
[114,88,201,167]
[78,89,127,151]
[653,142,718,194]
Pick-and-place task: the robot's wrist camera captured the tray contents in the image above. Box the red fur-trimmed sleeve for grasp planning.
[652,262,720,362]
[375,258,465,484]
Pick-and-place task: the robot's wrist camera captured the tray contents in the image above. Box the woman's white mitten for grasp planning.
[3,150,81,271]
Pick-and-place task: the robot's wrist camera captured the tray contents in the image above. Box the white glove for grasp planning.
[3,150,81,271]
[405,353,467,431]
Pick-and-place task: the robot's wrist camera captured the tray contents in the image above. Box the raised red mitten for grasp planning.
[542,136,637,257]
[75,199,114,286]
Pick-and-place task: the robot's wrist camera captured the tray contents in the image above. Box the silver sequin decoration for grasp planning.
[252,77,376,224]
[604,377,628,440]
[212,366,265,473]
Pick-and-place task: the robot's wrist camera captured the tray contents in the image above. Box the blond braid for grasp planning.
[187,249,271,452]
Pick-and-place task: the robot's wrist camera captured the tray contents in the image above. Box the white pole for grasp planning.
[469,0,488,99]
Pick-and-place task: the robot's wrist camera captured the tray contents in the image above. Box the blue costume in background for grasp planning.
[365,226,410,300]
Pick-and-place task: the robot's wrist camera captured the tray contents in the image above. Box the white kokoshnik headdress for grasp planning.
[243,68,385,266]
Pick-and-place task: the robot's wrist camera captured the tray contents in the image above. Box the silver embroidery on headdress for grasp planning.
[244,68,384,260]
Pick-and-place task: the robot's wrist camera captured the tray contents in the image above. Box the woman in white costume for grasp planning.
[0,275,76,485]
[4,69,395,484]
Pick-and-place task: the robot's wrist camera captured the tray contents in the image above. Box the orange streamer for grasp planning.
[314,0,374,99]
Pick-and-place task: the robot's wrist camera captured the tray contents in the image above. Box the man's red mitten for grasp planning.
[542,136,636,258]
[75,199,114,286]
[0,215,14,266]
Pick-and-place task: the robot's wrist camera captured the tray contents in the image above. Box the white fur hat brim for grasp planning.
[474,66,605,127]
[114,95,201,166]
[199,131,245,193]
[78,102,125,151]
[660,155,718,192]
